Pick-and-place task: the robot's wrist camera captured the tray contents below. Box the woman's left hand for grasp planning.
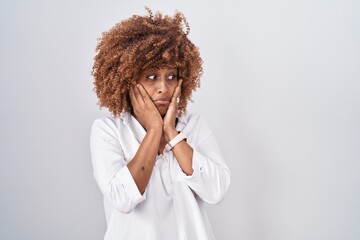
[163,79,183,141]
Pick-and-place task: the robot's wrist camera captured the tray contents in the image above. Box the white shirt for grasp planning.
[90,112,231,240]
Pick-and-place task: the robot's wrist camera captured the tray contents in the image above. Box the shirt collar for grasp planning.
[120,111,146,143]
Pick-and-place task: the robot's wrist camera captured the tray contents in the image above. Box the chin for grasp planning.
[157,107,168,117]
[159,111,167,118]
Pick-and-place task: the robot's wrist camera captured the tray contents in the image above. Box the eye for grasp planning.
[147,74,156,80]
[168,74,178,80]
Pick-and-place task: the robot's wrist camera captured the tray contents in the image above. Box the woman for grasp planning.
[90,8,230,240]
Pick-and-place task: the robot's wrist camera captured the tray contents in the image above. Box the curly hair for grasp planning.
[91,7,203,117]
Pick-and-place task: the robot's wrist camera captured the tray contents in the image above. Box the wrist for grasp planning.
[147,126,163,135]
[164,128,178,142]
[164,132,187,151]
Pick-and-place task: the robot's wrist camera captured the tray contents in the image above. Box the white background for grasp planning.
[0,0,359,239]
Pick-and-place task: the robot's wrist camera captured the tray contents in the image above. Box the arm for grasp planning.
[127,83,163,194]
[164,129,194,175]
[163,79,194,175]
[180,120,231,204]
[165,117,231,204]
[90,118,146,214]
[126,128,161,194]
[90,84,163,213]
[163,82,230,204]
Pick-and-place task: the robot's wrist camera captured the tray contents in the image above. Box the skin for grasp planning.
[127,67,194,194]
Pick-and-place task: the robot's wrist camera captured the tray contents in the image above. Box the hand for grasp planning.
[163,79,183,141]
[129,83,163,132]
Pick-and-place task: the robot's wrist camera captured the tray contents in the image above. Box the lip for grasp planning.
[154,98,170,105]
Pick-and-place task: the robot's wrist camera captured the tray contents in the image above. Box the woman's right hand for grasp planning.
[129,83,163,132]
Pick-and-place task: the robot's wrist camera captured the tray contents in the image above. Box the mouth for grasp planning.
[153,98,171,105]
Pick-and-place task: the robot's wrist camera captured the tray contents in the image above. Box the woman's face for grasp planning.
[137,67,179,116]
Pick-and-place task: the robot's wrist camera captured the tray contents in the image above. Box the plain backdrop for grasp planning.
[0,0,359,240]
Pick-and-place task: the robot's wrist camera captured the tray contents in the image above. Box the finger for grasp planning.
[164,85,180,123]
[136,84,150,103]
[176,79,183,99]
[129,85,139,109]
[177,79,183,88]
[133,83,145,104]
[171,79,183,105]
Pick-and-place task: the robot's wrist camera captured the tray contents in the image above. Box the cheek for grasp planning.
[140,84,155,96]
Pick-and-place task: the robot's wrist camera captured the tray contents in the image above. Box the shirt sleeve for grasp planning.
[90,118,146,214]
[180,116,231,204]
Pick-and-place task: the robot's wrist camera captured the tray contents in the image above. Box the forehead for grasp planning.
[141,67,177,74]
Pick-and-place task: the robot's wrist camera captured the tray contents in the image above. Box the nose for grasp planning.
[157,77,169,94]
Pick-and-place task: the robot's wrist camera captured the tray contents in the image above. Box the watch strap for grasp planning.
[165,132,187,151]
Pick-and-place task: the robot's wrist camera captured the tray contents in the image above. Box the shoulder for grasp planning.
[90,115,122,138]
[91,116,119,129]
[91,111,131,128]
[179,112,214,137]
[179,112,210,127]
[179,112,202,124]
[179,112,216,145]
[90,111,133,136]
